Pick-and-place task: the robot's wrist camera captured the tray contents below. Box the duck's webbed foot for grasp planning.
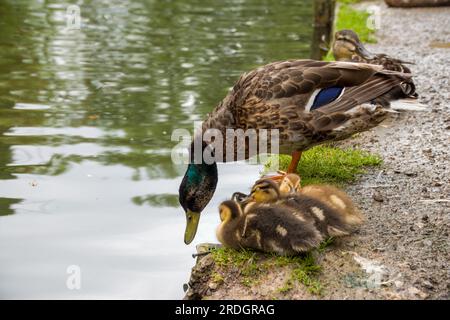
[262,171,286,181]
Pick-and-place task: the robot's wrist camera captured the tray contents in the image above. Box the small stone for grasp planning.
[423,239,432,247]
[404,171,418,177]
[408,286,429,299]
[422,280,434,290]
[208,282,218,290]
[372,191,384,202]
[386,292,402,300]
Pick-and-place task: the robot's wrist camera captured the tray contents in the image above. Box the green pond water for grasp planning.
[0,0,314,298]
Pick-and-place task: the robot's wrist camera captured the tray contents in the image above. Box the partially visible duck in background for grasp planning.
[332,29,417,98]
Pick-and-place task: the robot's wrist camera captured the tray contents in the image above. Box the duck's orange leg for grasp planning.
[287,151,302,174]
[264,151,302,181]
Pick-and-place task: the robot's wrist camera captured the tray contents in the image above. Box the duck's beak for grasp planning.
[356,42,374,60]
[184,210,200,245]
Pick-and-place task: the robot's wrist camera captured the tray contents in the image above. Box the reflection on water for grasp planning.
[0,0,313,298]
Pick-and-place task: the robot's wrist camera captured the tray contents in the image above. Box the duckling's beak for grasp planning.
[240,196,252,206]
[184,210,200,245]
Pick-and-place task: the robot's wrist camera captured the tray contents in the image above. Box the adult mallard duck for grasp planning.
[179,59,417,244]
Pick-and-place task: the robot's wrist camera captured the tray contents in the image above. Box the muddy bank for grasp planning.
[184,1,449,300]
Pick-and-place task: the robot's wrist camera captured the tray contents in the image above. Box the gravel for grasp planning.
[339,0,450,299]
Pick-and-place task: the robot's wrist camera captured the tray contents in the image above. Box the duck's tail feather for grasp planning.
[390,98,428,112]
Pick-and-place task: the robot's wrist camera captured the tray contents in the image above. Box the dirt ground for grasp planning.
[184,2,449,300]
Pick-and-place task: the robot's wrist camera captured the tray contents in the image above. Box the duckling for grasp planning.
[332,29,417,99]
[216,200,323,255]
[333,29,413,74]
[250,179,355,237]
[279,174,364,228]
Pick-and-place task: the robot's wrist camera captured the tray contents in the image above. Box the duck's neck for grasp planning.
[181,141,218,208]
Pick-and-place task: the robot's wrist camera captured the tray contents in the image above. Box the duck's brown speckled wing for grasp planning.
[201,59,411,159]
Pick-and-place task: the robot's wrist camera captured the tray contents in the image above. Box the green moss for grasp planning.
[318,237,335,253]
[274,253,323,295]
[212,247,256,268]
[211,247,324,295]
[276,281,293,293]
[211,247,264,287]
[264,145,382,186]
[212,272,224,284]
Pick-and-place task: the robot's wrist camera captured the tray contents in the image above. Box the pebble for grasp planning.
[372,191,384,202]
[408,287,429,299]
[208,282,218,290]
[421,280,434,290]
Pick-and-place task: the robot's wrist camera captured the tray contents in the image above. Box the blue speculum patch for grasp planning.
[311,86,344,110]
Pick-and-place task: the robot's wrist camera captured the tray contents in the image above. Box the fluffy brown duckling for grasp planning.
[216,199,323,255]
[279,173,364,228]
[250,179,355,238]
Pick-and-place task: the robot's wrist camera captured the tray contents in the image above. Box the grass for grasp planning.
[211,272,224,284]
[323,0,377,62]
[273,252,323,295]
[211,247,263,287]
[211,247,324,295]
[264,145,382,186]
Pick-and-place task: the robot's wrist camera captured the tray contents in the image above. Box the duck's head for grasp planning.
[249,179,280,203]
[218,200,242,223]
[333,29,373,61]
[279,173,301,195]
[179,142,218,244]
